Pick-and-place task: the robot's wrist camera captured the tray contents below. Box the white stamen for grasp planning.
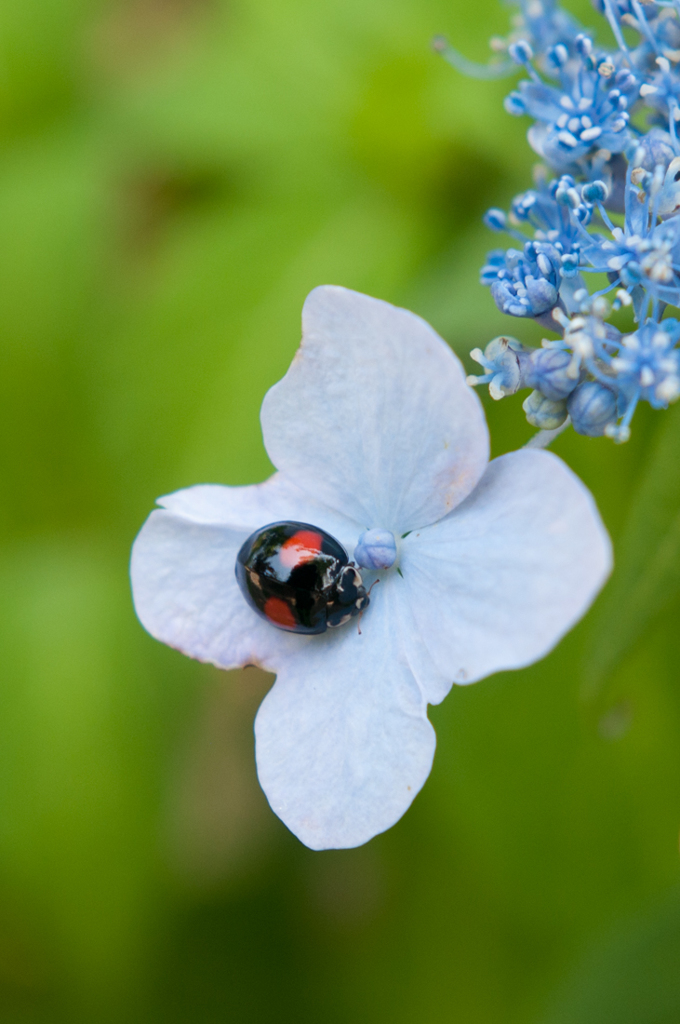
[558,131,579,148]
[580,126,602,142]
[537,253,552,276]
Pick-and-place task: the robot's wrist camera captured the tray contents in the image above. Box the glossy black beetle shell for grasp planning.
[235,521,369,634]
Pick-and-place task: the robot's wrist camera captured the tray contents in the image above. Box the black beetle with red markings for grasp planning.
[235,521,369,634]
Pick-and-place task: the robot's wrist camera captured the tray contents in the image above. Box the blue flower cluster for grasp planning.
[441,0,680,441]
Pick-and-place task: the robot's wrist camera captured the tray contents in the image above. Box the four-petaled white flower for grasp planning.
[131,286,612,850]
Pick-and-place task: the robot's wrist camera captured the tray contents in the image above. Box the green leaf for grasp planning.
[584,403,680,696]
[543,887,680,1024]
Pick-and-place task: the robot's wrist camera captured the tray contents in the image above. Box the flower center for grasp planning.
[353,528,397,570]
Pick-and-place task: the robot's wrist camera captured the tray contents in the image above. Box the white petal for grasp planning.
[157,472,361,552]
[131,474,362,672]
[261,286,489,534]
[399,449,612,700]
[131,510,308,670]
[254,584,436,850]
[393,583,453,705]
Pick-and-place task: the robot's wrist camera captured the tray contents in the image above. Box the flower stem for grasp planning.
[524,416,572,449]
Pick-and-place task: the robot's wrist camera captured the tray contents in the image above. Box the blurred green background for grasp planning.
[2,0,680,1020]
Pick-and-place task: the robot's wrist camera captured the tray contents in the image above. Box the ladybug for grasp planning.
[235,521,369,634]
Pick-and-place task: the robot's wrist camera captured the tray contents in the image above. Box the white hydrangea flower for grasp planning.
[131,286,612,851]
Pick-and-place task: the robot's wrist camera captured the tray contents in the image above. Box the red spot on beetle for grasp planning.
[263,596,297,628]
[279,530,323,569]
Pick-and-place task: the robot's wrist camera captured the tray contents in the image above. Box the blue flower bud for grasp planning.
[555,179,581,208]
[354,529,397,571]
[480,251,506,286]
[560,252,580,278]
[483,208,507,232]
[547,44,569,69]
[614,69,636,91]
[508,40,533,65]
[511,190,537,221]
[504,92,526,116]
[526,347,580,401]
[575,34,593,57]
[524,276,559,313]
[522,390,568,429]
[582,180,609,204]
[631,128,676,173]
[567,381,618,436]
[484,238,565,320]
[559,174,575,189]
[467,335,527,399]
